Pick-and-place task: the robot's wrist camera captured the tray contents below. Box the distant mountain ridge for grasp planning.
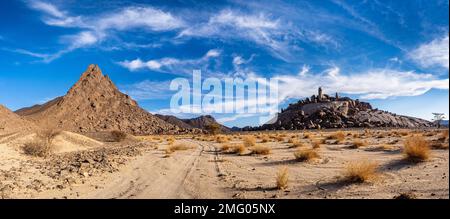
[156,114,231,133]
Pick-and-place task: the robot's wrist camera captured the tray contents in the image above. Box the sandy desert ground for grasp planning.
[0,129,448,199]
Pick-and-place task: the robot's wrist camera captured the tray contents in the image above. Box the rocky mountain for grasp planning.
[16,64,180,135]
[183,115,231,133]
[247,87,433,131]
[155,114,196,130]
[156,114,231,133]
[0,104,36,133]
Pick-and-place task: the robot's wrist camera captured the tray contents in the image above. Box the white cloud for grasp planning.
[118,49,221,74]
[298,65,310,76]
[121,80,173,100]
[409,35,449,69]
[178,10,294,60]
[24,1,184,62]
[275,67,449,100]
[29,1,65,18]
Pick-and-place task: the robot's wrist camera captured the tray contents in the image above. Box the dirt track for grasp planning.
[83,140,228,199]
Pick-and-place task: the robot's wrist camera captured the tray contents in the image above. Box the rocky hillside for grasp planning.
[248,87,432,131]
[16,64,180,135]
[156,114,231,133]
[0,105,36,134]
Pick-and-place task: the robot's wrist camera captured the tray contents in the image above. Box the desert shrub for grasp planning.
[37,129,61,143]
[261,135,270,143]
[403,136,430,162]
[287,138,295,143]
[220,144,231,151]
[289,140,304,148]
[23,140,52,157]
[293,148,319,162]
[303,133,311,139]
[111,130,127,142]
[230,144,246,155]
[275,136,285,142]
[23,129,60,157]
[349,139,366,149]
[250,145,271,155]
[276,167,289,190]
[328,131,345,143]
[312,140,321,149]
[243,136,256,147]
[216,135,229,143]
[165,143,192,154]
[343,161,379,183]
[438,130,449,142]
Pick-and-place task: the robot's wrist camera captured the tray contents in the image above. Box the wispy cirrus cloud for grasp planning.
[274,67,449,100]
[179,9,337,61]
[17,0,185,62]
[409,35,449,70]
[120,80,173,100]
[118,49,221,75]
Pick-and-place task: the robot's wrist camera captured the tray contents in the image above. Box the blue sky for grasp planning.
[0,0,448,127]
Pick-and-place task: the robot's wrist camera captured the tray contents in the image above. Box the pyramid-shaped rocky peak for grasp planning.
[16,64,179,135]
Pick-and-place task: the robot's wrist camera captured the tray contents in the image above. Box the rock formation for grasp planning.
[16,64,180,135]
[245,87,432,131]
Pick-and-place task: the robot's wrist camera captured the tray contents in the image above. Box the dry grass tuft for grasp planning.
[303,133,311,139]
[349,139,367,149]
[260,135,270,143]
[343,161,379,183]
[165,143,192,154]
[216,135,229,143]
[243,135,256,147]
[231,144,247,155]
[289,140,304,148]
[437,129,449,142]
[250,145,271,155]
[276,167,289,190]
[275,135,285,142]
[403,136,430,162]
[222,143,246,155]
[293,148,319,162]
[312,140,321,149]
[328,131,346,143]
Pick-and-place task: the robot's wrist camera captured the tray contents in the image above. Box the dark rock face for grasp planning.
[245,87,432,131]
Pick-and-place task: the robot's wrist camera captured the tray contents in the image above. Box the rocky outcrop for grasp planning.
[16,64,181,135]
[246,87,432,131]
